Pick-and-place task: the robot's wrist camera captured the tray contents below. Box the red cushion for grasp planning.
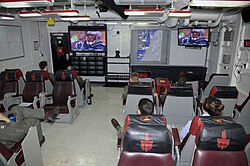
[192,148,248,166]
[118,151,173,166]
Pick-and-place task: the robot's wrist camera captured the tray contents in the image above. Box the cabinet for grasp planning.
[70,55,106,76]
[106,57,130,86]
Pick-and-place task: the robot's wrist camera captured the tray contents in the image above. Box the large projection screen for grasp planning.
[130,26,170,66]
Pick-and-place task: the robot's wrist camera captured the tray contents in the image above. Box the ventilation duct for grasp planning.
[114,0,170,5]
[101,0,129,19]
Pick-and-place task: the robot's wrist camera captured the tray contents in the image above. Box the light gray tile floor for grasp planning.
[41,86,124,166]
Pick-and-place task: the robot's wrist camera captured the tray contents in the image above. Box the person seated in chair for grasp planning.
[122,72,141,105]
[111,98,154,139]
[179,96,224,141]
[66,66,93,98]
[39,61,55,85]
[0,106,59,150]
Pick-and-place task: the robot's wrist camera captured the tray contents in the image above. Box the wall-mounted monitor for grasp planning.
[68,26,107,53]
[178,28,210,47]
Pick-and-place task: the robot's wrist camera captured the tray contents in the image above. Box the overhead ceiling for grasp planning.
[0,0,248,23]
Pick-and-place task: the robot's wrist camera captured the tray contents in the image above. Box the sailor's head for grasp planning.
[78,32,86,41]
[191,29,205,38]
[87,31,102,42]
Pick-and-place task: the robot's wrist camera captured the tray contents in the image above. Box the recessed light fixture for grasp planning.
[168,10,192,18]
[60,15,91,21]
[19,11,42,17]
[190,0,250,7]
[0,0,54,8]
[0,13,15,20]
[121,22,134,25]
[41,9,79,16]
[124,8,164,16]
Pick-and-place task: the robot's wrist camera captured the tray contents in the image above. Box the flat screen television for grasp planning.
[68,26,107,53]
[178,28,210,47]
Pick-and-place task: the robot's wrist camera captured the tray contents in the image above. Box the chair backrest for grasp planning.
[0,69,24,100]
[245,135,250,166]
[124,85,153,115]
[21,127,43,166]
[118,114,173,166]
[22,70,50,102]
[162,85,194,128]
[201,73,229,102]
[53,70,77,105]
[4,69,25,96]
[154,77,171,101]
[209,86,238,117]
[190,116,248,166]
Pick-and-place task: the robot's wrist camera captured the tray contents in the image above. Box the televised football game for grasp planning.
[70,30,106,52]
[178,28,210,47]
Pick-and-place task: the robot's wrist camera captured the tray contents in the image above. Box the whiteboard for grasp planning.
[0,25,24,61]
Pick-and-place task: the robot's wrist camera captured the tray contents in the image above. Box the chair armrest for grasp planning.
[39,92,53,107]
[0,143,12,161]
[198,80,208,90]
[45,94,53,98]
[172,128,181,146]
[10,141,23,153]
[67,95,77,109]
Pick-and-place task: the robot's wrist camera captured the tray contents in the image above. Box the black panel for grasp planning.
[132,66,207,82]
[212,86,238,99]
[242,7,250,23]
[128,85,152,95]
[169,85,193,97]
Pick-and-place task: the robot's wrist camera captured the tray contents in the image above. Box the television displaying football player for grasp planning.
[73,32,88,50]
[181,29,208,46]
[86,31,106,51]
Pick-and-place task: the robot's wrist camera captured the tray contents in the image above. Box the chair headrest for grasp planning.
[55,70,77,81]
[128,84,152,95]
[26,70,50,82]
[1,69,23,81]
[209,73,229,82]
[190,116,247,151]
[168,84,193,97]
[123,115,171,154]
[209,86,238,99]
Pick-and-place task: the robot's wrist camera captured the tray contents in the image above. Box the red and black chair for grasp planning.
[0,127,45,166]
[43,70,79,123]
[0,69,25,112]
[198,73,229,103]
[7,70,53,109]
[209,86,238,117]
[190,116,248,166]
[118,114,174,166]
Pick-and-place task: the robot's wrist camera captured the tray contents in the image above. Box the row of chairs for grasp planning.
[117,114,250,166]
[124,73,249,130]
[0,68,92,123]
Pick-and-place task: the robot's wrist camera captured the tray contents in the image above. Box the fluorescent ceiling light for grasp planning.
[121,22,134,25]
[190,0,250,7]
[0,13,15,20]
[124,9,164,15]
[0,0,54,8]
[105,22,118,25]
[19,11,42,17]
[60,15,91,21]
[136,21,158,25]
[41,9,79,16]
[168,10,192,18]
[95,22,118,25]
